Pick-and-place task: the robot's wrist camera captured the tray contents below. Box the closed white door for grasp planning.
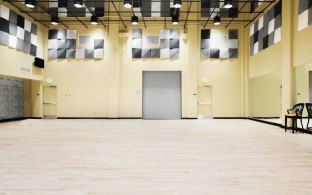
[143,71,181,119]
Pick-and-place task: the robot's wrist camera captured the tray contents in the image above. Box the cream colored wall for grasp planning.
[0,1,44,118]
[0,1,44,81]
[198,27,243,117]
[250,72,281,117]
[293,1,312,67]
[44,23,243,118]
[295,63,312,104]
[44,26,115,118]
[118,25,193,118]
[249,43,282,78]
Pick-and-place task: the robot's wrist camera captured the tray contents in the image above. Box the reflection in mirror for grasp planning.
[250,71,282,124]
[294,62,312,129]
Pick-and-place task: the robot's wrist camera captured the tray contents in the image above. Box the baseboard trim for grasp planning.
[181,118,198,119]
[57,117,143,119]
[57,117,107,119]
[248,118,283,127]
[24,117,42,119]
[0,117,25,123]
[213,117,246,119]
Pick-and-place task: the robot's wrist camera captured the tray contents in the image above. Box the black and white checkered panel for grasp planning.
[249,0,281,56]
[160,29,179,58]
[132,29,142,58]
[201,29,238,59]
[49,0,104,17]
[250,0,264,13]
[201,0,239,18]
[0,4,37,56]
[132,29,180,59]
[298,0,312,31]
[132,0,177,17]
[48,29,104,59]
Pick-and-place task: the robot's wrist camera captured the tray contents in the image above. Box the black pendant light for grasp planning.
[124,0,132,8]
[74,0,84,8]
[172,15,179,25]
[51,16,59,25]
[25,0,36,8]
[214,15,221,25]
[173,0,182,8]
[223,0,233,9]
[132,15,139,25]
[91,15,98,25]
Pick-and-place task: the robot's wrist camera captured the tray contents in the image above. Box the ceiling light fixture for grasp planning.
[74,0,84,8]
[214,15,221,25]
[131,15,138,25]
[223,0,233,9]
[91,15,98,25]
[25,0,35,8]
[124,0,132,8]
[172,15,179,25]
[51,16,59,25]
[173,0,182,8]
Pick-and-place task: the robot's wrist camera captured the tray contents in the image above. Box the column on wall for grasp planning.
[281,0,294,119]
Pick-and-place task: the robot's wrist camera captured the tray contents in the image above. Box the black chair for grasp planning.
[306,103,312,129]
[285,103,304,133]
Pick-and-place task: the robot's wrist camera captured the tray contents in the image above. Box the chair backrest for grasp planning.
[293,103,304,116]
[306,103,312,116]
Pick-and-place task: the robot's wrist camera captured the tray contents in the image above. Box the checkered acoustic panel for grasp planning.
[249,0,282,56]
[132,0,177,17]
[298,0,312,31]
[0,4,38,56]
[49,0,104,17]
[48,29,104,59]
[201,0,239,18]
[132,29,180,59]
[201,29,239,59]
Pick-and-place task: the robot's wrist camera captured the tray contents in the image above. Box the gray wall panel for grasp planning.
[0,77,24,120]
[143,71,181,120]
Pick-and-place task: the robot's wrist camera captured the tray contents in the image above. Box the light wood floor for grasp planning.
[0,119,312,195]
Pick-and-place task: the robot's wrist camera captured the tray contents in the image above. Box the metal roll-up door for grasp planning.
[143,71,181,119]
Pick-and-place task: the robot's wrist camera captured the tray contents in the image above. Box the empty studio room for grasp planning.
[1,0,312,194]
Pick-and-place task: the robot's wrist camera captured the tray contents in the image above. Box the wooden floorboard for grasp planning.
[0,119,312,194]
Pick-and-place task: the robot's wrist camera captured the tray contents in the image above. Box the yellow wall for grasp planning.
[43,23,244,118]
[249,43,282,78]
[0,1,44,118]
[0,1,44,81]
[9,0,312,119]
[198,26,243,117]
[250,71,281,117]
[293,1,312,67]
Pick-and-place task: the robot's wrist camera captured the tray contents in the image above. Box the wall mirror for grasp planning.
[250,71,282,124]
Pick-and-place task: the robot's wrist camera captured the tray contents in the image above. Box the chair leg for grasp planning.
[300,118,304,129]
[292,119,295,134]
[285,116,287,132]
[307,118,310,129]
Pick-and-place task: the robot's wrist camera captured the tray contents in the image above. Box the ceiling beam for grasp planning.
[5,1,49,28]
[110,0,126,28]
[184,0,193,31]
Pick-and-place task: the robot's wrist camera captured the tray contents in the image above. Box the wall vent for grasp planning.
[19,66,32,74]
